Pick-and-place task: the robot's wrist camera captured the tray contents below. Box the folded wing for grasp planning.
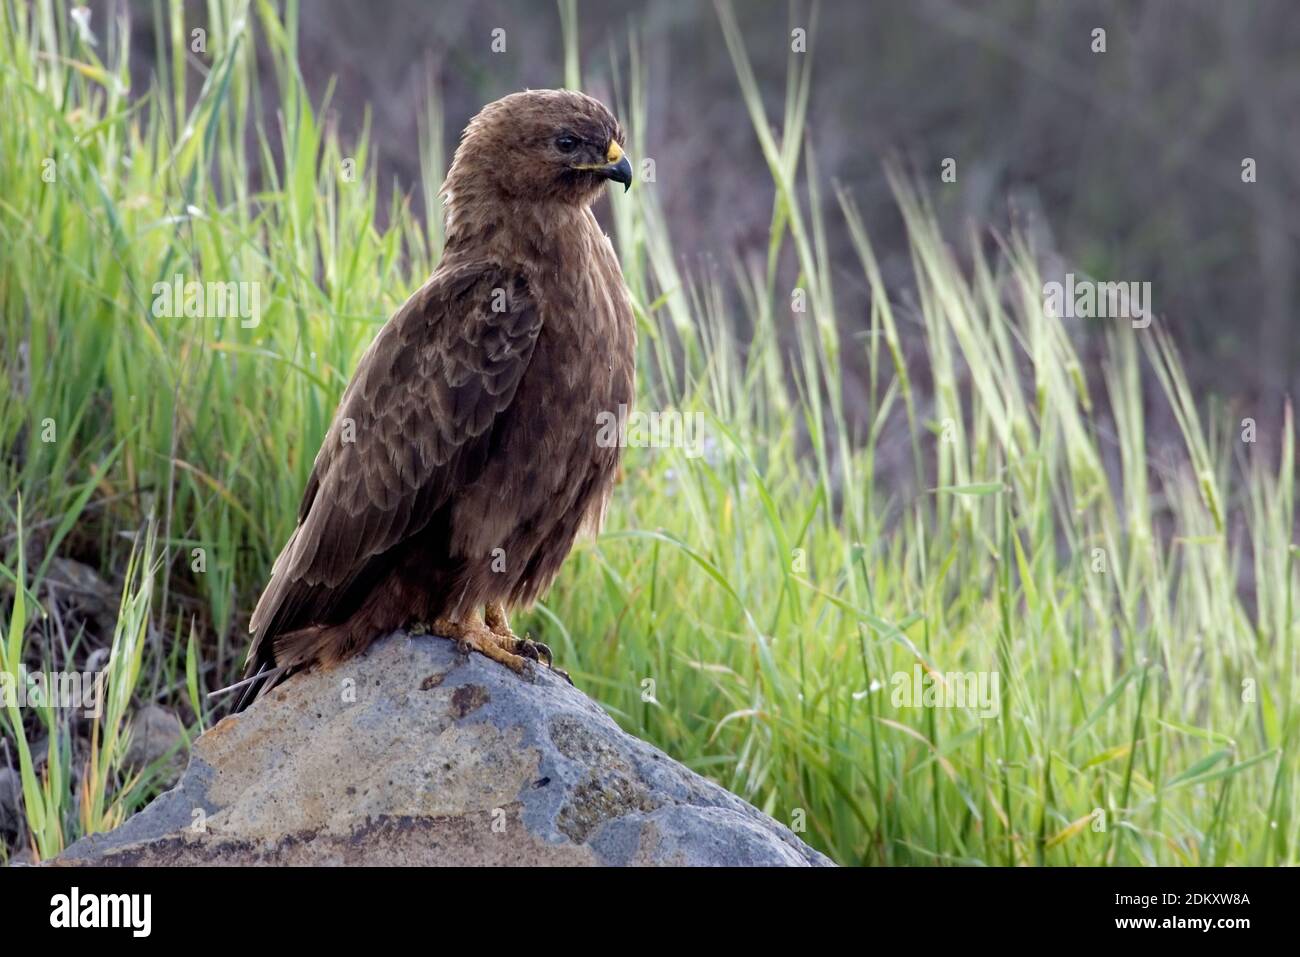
[244,261,542,677]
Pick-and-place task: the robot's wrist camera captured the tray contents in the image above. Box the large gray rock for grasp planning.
[54,632,831,866]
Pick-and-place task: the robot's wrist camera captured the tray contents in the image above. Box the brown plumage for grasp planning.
[236,90,635,708]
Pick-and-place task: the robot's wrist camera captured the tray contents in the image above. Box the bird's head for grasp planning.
[444,89,632,208]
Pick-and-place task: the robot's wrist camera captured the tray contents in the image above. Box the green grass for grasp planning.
[2,0,1296,866]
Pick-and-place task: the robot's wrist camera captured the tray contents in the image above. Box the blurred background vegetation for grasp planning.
[1,0,1297,866]
[125,0,1295,423]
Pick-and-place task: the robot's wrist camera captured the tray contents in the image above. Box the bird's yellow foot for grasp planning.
[484,601,513,639]
[432,615,529,676]
[484,602,572,684]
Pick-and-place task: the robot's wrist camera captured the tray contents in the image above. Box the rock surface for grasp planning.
[54,632,831,866]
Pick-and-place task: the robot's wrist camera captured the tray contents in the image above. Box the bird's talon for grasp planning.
[513,638,552,665]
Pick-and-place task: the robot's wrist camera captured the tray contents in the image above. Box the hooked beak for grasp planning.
[578,140,633,192]
[601,154,634,192]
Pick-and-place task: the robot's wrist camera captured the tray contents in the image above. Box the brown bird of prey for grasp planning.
[235,90,635,709]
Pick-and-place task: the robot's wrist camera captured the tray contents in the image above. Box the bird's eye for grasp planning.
[555,134,579,153]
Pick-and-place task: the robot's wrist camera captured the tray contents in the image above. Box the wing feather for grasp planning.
[244,260,542,674]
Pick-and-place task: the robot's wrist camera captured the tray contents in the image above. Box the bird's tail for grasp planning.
[219,621,353,713]
[211,622,322,714]
[208,661,291,713]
